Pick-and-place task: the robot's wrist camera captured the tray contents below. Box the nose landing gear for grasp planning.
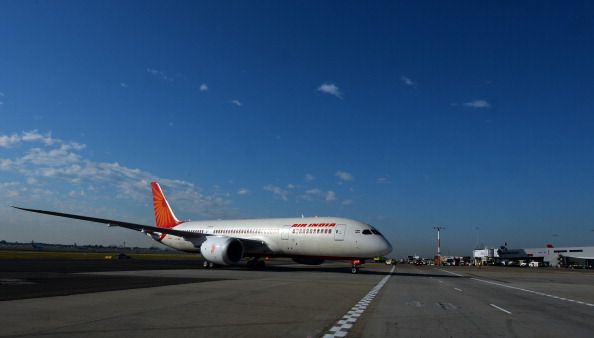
[351,259,361,274]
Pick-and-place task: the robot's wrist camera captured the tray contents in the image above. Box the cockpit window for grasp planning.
[362,229,373,235]
[365,224,383,236]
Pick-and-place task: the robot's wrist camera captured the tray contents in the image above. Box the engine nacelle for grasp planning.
[292,257,325,265]
[200,236,244,265]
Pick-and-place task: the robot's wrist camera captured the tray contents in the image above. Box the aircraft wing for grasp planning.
[12,206,206,239]
[13,206,274,254]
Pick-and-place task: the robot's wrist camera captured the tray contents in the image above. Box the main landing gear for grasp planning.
[351,259,361,274]
[203,260,216,268]
[246,257,266,269]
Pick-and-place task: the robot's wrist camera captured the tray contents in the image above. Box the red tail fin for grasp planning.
[151,182,181,228]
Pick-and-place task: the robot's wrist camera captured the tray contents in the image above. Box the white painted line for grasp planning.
[490,303,512,315]
[454,288,463,292]
[322,266,395,338]
[434,268,464,277]
[437,268,594,309]
[471,277,594,308]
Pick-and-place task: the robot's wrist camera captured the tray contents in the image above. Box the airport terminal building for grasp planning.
[473,245,594,268]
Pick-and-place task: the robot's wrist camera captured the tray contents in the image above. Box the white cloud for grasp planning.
[304,188,338,203]
[317,83,343,99]
[0,130,58,148]
[231,100,242,107]
[0,181,21,198]
[306,188,322,196]
[120,83,128,88]
[146,68,173,82]
[401,75,416,87]
[68,190,85,197]
[376,176,391,184]
[0,130,232,217]
[0,133,20,148]
[237,188,249,195]
[335,171,353,182]
[21,130,54,145]
[462,99,491,109]
[200,84,208,91]
[305,173,315,182]
[263,184,288,201]
[287,184,295,189]
[298,188,318,202]
[0,92,4,96]
[341,199,353,206]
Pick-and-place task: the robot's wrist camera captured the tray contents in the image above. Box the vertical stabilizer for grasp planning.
[151,182,181,228]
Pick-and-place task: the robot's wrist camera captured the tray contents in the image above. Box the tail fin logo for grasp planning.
[151,182,182,228]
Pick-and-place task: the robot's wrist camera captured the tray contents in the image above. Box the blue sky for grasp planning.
[1,1,594,257]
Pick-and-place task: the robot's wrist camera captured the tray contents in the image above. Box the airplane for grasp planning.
[13,181,392,273]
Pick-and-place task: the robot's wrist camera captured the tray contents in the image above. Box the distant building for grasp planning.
[474,245,594,268]
[472,247,499,265]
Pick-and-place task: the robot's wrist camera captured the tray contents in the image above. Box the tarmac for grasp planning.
[1,259,594,337]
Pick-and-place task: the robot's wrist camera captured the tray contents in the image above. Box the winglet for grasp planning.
[151,182,182,228]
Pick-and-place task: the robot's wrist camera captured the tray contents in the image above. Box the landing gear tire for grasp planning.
[203,261,216,268]
[351,266,360,274]
[203,260,209,268]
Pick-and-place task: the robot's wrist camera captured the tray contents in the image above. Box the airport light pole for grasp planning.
[433,226,445,265]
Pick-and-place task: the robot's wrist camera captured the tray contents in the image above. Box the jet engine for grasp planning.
[292,257,325,265]
[200,236,244,265]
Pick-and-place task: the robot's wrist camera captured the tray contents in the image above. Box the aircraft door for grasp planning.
[281,225,290,240]
[334,224,346,241]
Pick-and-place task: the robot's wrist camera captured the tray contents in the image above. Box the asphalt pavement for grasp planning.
[1,260,593,337]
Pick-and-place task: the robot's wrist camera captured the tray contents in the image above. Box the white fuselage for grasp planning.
[158,216,392,260]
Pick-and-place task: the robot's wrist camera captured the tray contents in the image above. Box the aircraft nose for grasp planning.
[381,238,393,255]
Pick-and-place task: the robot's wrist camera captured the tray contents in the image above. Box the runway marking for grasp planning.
[490,303,512,315]
[322,266,395,338]
[434,268,464,277]
[454,288,463,292]
[436,268,594,308]
[471,277,594,308]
